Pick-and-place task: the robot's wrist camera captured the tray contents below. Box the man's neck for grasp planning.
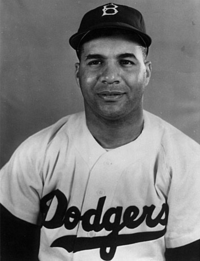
[85,109,144,149]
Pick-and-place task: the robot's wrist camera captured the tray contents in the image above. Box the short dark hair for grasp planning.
[76,28,148,61]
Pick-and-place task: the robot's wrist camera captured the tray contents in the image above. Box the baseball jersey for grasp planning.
[1,110,200,261]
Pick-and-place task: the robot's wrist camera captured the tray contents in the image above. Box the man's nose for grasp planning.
[101,63,120,84]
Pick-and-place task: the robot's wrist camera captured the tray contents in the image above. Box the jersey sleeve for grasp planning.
[0,137,44,224]
[165,156,200,248]
[0,115,73,225]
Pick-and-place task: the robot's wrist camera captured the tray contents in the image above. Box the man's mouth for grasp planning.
[97,91,125,101]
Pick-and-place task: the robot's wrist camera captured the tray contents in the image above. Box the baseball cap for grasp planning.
[69,3,152,51]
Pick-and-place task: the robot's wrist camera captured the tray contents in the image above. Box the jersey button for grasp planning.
[105,161,112,166]
[88,231,96,237]
[97,189,105,196]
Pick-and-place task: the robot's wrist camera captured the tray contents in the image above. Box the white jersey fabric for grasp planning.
[1,110,200,261]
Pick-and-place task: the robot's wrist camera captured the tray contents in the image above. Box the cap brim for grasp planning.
[69,22,152,50]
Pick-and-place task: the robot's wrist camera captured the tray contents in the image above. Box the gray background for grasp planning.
[0,0,200,168]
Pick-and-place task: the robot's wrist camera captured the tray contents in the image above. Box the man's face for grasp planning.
[75,34,152,121]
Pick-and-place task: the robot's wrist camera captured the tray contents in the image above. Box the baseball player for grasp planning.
[1,3,200,261]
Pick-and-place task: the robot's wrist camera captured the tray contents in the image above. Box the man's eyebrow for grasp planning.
[85,54,105,60]
[118,53,137,59]
[85,53,138,60]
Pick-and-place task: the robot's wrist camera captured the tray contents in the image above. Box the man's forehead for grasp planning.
[82,36,142,55]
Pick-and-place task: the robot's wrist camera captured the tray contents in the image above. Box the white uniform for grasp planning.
[1,110,200,261]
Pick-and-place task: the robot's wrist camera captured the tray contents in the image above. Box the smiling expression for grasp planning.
[75,34,152,122]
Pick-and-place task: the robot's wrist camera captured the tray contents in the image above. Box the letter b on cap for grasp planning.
[102,3,118,16]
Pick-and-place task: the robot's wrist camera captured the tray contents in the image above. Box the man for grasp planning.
[0,3,200,261]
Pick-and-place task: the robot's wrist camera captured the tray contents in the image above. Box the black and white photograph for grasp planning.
[0,1,200,260]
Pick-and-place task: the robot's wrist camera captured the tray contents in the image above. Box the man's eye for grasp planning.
[120,60,135,66]
[88,60,102,66]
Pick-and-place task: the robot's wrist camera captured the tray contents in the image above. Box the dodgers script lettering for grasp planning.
[40,190,169,260]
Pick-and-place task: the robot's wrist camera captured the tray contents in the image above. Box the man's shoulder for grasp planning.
[144,110,198,141]
[145,112,200,164]
[144,110,200,158]
[13,111,86,157]
[29,111,84,138]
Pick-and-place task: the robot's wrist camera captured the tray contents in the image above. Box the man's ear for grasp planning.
[144,60,152,86]
[75,62,80,86]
